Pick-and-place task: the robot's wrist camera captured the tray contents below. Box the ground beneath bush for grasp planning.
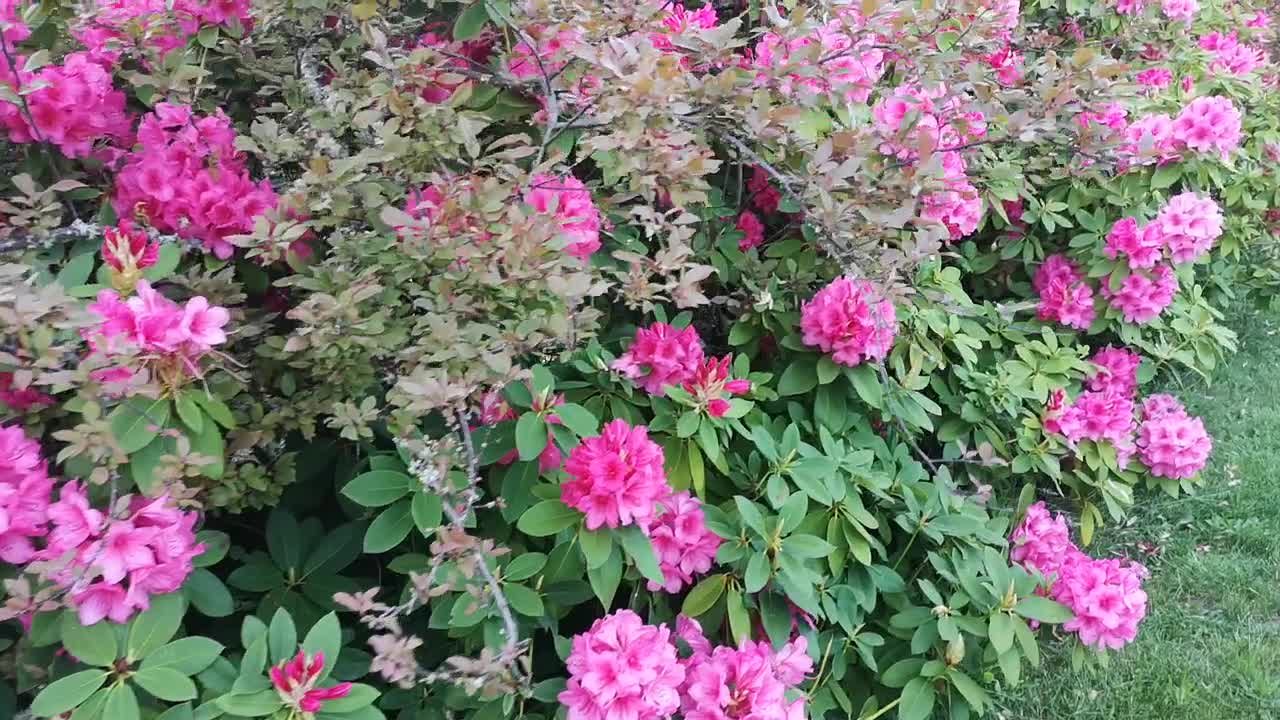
[999,313,1280,719]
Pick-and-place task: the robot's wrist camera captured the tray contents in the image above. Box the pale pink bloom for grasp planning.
[1137,402,1211,478]
[88,521,157,584]
[1101,265,1178,324]
[1054,553,1148,650]
[44,481,104,556]
[0,426,54,564]
[684,355,751,418]
[1055,389,1137,461]
[561,420,670,530]
[1104,217,1164,269]
[736,210,766,251]
[524,173,603,259]
[1154,192,1223,263]
[179,296,231,350]
[921,180,984,239]
[1198,31,1265,76]
[1042,388,1069,435]
[752,21,886,104]
[645,492,722,593]
[560,610,685,720]
[73,582,135,626]
[1141,393,1186,420]
[612,323,705,396]
[1117,113,1179,167]
[1160,0,1198,21]
[1172,96,1243,160]
[1033,255,1096,330]
[800,277,897,366]
[1136,68,1173,89]
[271,651,353,714]
[1113,0,1147,14]
[1010,502,1074,576]
[1087,346,1142,398]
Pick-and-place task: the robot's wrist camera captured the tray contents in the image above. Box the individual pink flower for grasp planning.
[684,355,751,418]
[507,26,581,80]
[645,492,722,593]
[1010,502,1074,576]
[271,651,353,714]
[1136,68,1173,89]
[1034,255,1096,330]
[748,166,782,214]
[559,610,685,720]
[0,0,30,44]
[1054,553,1148,650]
[1246,10,1270,29]
[179,297,231,351]
[1172,96,1243,160]
[524,174,603,259]
[736,211,766,251]
[1101,265,1178,324]
[0,372,53,412]
[800,277,897,366]
[0,425,54,564]
[561,420,670,530]
[752,21,886,104]
[1087,346,1142,398]
[986,44,1025,85]
[1160,0,1198,21]
[0,52,132,159]
[1104,217,1164,269]
[85,281,230,383]
[649,2,719,52]
[1137,403,1211,478]
[1154,192,1223,263]
[678,617,812,720]
[1113,0,1147,15]
[72,582,135,626]
[44,481,103,556]
[1056,389,1137,460]
[1117,113,1179,167]
[88,521,157,584]
[1140,393,1185,420]
[612,323,705,396]
[921,180,984,240]
[102,222,159,274]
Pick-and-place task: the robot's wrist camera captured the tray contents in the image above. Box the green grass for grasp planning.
[998,315,1280,720]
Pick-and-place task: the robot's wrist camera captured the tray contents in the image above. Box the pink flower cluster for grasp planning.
[684,355,751,418]
[1199,32,1265,77]
[562,420,670,531]
[1137,394,1212,478]
[1086,346,1142,397]
[800,277,897,366]
[559,611,812,720]
[1011,502,1149,650]
[748,166,782,215]
[507,26,581,81]
[0,0,30,44]
[476,388,564,473]
[0,52,132,159]
[0,425,55,564]
[1155,192,1224,263]
[1136,67,1173,90]
[736,210,766,251]
[414,29,494,103]
[1034,255,1096,330]
[71,0,252,66]
[1100,265,1178,324]
[1115,97,1243,166]
[646,492,722,593]
[752,17,886,104]
[1160,0,1198,21]
[271,650,353,715]
[649,3,719,53]
[524,174,603,260]
[0,373,53,412]
[612,323,705,396]
[113,103,278,259]
[87,280,230,385]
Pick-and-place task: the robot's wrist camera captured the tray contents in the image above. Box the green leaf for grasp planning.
[503,584,545,616]
[189,417,225,479]
[453,2,491,41]
[726,587,750,644]
[193,530,229,568]
[190,392,235,429]
[110,397,171,453]
[132,668,197,701]
[948,670,989,713]
[60,611,119,666]
[268,609,297,665]
[579,527,613,570]
[174,392,204,434]
[183,569,233,617]
[1151,163,1181,190]
[989,613,1016,654]
[68,688,109,720]
[196,25,219,49]
[342,471,411,507]
[31,670,109,717]
[681,574,726,616]
[782,534,835,559]
[554,403,599,437]
[302,522,365,578]
[57,252,97,288]
[363,500,414,553]
[301,613,341,682]
[316,683,378,713]
[899,677,937,720]
[816,355,841,384]
[127,592,186,661]
[143,637,223,675]
[846,365,883,407]
[504,553,547,582]
[155,703,194,720]
[1013,596,1074,623]
[102,685,139,720]
[777,357,819,396]
[516,500,580,536]
[411,492,443,537]
[215,690,282,717]
[515,413,549,461]
[617,525,665,585]
[744,552,771,593]
[143,243,182,281]
[587,545,622,608]
[267,508,304,572]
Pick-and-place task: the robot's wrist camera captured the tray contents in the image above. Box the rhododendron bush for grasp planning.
[1,0,1278,718]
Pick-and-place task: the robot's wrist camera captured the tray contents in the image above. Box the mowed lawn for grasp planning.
[998,314,1280,719]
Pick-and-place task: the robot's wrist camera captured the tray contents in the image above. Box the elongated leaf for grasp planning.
[110,397,171,453]
[60,611,118,666]
[617,526,665,585]
[127,592,185,661]
[515,413,549,461]
[268,608,297,664]
[553,403,598,437]
[1013,596,1074,623]
[301,612,341,682]
[302,522,365,577]
[132,668,197,701]
[266,508,303,572]
[342,471,411,507]
[411,492,442,537]
[453,2,490,40]
[517,500,579,536]
[142,637,224,675]
[31,670,109,717]
[183,569,233,617]
[681,574,726,616]
[363,501,413,553]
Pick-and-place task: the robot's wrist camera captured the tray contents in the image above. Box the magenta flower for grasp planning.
[561,420,670,531]
[179,296,231,351]
[0,425,54,564]
[102,222,159,274]
[800,277,897,367]
[1054,553,1149,650]
[1104,217,1163,270]
[1172,96,1242,160]
[1154,192,1223,264]
[1034,255,1096,330]
[559,610,685,720]
[612,323,705,396]
[736,211,766,251]
[271,651,353,714]
[1100,265,1178,324]
[678,616,812,720]
[645,492,722,593]
[684,355,751,418]
[1010,502,1074,577]
[1137,396,1211,479]
[73,582,135,626]
[1086,346,1142,398]
[524,173,603,259]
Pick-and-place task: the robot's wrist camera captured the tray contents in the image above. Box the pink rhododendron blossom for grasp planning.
[1054,553,1149,650]
[524,174,603,259]
[1172,96,1243,160]
[102,222,159,274]
[1198,32,1265,76]
[1104,217,1164,269]
[0,0,30,43]
[1136,68,1173,89]
[747,166,782,214]
[986,44,1025,85]
[1137,397,1211,478]
[271,651,353,714]
[1101,265,1178,324]
[612,323,705,396]
[86,281,231,384]
[0,425,54,564]
[1010,501,1074,576]
[684,355,751,418]
[475,388,564,473]
[1113,0,1147,15]
[71,0,251,66]
[1117,113,1179,166]
[650,2,719,53]
[1054,389,1138,464]
[921,180,984,239]
[1033,255,1096,330]
[800,277,897,366]
[0,372,53,412]
[0,52,132,159]
[507,26,581,80]
[562,420,670,530]
[678,616,813,720]
[113,103,278,258]
[1154,192,1223,263]
[559,610,685,720]
[1160,0,1198,21]
[752,21,886,103]
[1247,10,1270,28]
[413,30,494,103]
[736,210,766,251]
[645,492,722,593]
[1078,102,1129,132]
[1087,346,1142,398]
